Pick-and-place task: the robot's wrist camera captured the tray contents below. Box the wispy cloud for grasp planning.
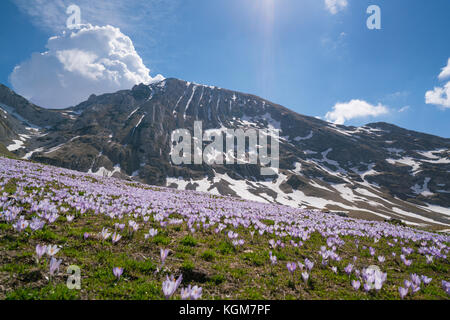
[12,0,180,55]
[324,0,348,15]
[398,106,410,113]
[321,31,348,57]
[13,0,177,32]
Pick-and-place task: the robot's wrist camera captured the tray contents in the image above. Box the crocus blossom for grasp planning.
[49,257,62,276]
[161,248,169,265]
[113,267,123,280]
[46,245,60,256]
[35,244,47,261]
[162,275,183,299]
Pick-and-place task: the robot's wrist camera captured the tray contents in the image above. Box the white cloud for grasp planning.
[438,58,450,80]
[10,24,163,109]
[425,58,450,109]
[325,99,389,125]
[425,82,450,109]
[324,0,348,15]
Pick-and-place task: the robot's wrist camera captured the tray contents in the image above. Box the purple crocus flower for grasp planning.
[162,275,183,299]
[410,274,421,286]
[411,285,420,294]
[113,267,123,280]
[35,244,47,262]
[301,272,309,284]
[442,280,450,295]
[148,228,158,237]
[180,285,192,300]
[402,258,412,267]
[111,232,122,244]
[46,244,60,256]
[268,239,276,249]
[190,285,202,300]
[421,275,432,285]
[161,248,169,265]
[49,257,62,276]
[287,262,297,274]
[399,287,408,299]
[228,231,238,240]
[344,263,353,275]
[100,228,111,240]
[13,218,29,233]
[269,252,277,265]
[304,258,314,271]
[352,280,361,291]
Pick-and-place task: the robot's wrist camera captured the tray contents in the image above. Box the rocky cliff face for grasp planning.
[1,79,449,230]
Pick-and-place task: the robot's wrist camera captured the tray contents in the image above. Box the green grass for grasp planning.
[151,234,171,245]
[242,250,268,267]
[217,241,235,255]
[180,235,198,247]
[0,145,15,158]
[201,249,216,262]
[6,284,80,300]
[181,259,195,273]
[1,174,449,301]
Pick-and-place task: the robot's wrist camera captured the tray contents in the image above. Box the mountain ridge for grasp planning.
[0,79,449,230]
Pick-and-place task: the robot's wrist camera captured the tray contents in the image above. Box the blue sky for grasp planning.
[1,0,449,137]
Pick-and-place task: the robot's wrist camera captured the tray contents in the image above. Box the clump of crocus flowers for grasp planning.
[34,244,62,280]
[180,285,203,300]
[360,267,387,292]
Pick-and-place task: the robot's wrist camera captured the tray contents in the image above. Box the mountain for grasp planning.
[0,79,449,230]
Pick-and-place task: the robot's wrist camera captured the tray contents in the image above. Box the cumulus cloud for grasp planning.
[425,58,450,109]
[325,99,389,125]
[425,83,450,109]
[10,24,163,109]
[12,0,180,75]
[324,0,348,15]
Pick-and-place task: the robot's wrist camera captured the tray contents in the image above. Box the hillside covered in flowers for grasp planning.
[0,156,449,300]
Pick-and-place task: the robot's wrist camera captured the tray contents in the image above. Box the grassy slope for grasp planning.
[0,161,448,300]
[0,143,14,158]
